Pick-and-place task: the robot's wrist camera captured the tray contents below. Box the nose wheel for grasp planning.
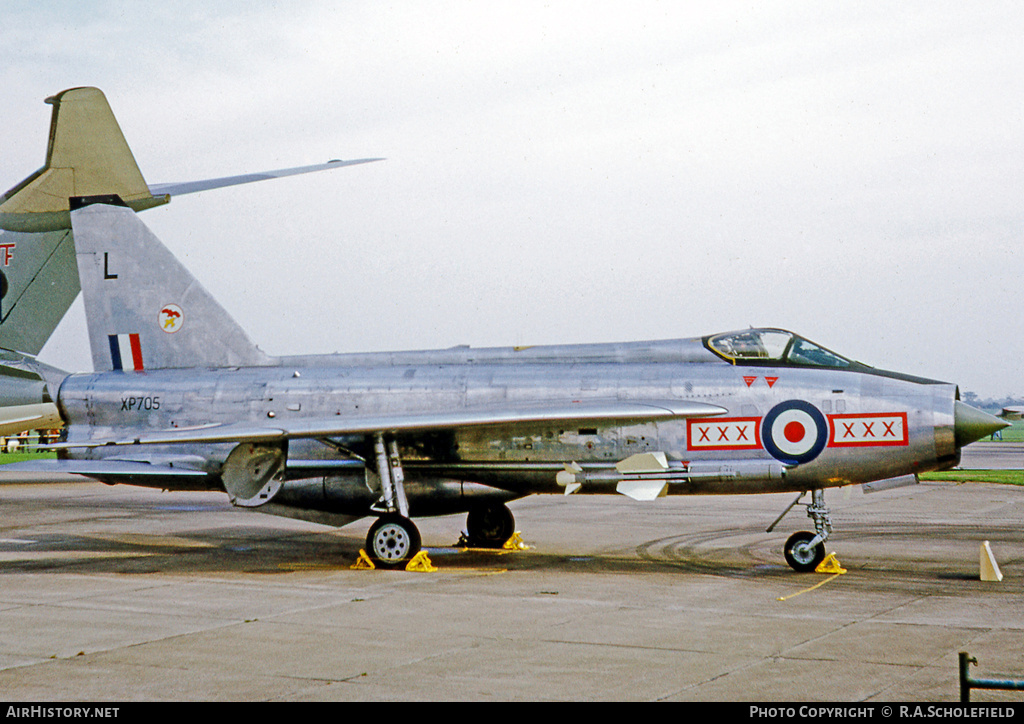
[783,530,825,572]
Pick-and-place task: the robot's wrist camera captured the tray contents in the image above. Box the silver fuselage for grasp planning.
[54,335,959,518]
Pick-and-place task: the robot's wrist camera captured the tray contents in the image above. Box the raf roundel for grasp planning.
[761,400,828,465]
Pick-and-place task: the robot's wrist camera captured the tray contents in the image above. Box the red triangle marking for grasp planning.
[743,376,757,387]
[765,377,778,388]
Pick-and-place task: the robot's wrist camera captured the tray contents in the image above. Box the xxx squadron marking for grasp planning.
[687,417,762,451]
[828,412,908,447]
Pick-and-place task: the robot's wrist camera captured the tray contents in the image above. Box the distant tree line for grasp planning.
[962,391,1024,412]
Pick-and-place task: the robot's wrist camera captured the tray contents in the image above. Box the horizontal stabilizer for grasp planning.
[1,87,384,233]
[147,158,384,197]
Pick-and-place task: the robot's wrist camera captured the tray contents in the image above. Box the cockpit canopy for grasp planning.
[704,329,851,368]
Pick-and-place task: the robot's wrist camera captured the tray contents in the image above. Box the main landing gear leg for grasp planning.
[366,433,421,568]
[778,489,832,573]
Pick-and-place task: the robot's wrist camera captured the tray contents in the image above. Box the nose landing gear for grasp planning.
[770,489,833,572]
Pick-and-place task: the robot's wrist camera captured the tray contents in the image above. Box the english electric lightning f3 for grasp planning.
[9,198,1006,572]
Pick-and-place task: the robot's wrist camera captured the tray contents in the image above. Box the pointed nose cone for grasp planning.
[954,401,1009,448]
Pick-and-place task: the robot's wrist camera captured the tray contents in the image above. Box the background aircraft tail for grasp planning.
[0,86,379,359]
[0,228,78,355]
[0,87,167,235]
[0,87,150,355]
[0,87,164,356]
[70,199,271,371]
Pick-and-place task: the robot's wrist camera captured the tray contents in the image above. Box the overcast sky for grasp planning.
[2,2,1023,398]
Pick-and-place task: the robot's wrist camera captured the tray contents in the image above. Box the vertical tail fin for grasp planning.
[70,200,271,371]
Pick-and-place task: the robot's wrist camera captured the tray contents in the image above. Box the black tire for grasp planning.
[366,514,421,569]
[465,504,515,548]
[784,531,825,573]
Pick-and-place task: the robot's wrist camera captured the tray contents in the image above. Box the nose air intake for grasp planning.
[954,401,1009,448]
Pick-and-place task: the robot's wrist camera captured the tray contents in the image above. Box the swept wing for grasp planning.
[48,398,726,449]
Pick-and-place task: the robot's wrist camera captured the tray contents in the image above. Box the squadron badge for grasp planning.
[159,304,183,333]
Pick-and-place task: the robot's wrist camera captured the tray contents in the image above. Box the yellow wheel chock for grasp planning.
[405,551,437,572]
[815,552,846,575]
[502,532,532,551]
[351,549,376,570]
[351,548,437,572]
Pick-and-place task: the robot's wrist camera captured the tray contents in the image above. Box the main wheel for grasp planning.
[366,514,421,569]
[784,531,825,573]
[465,503,515,548]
